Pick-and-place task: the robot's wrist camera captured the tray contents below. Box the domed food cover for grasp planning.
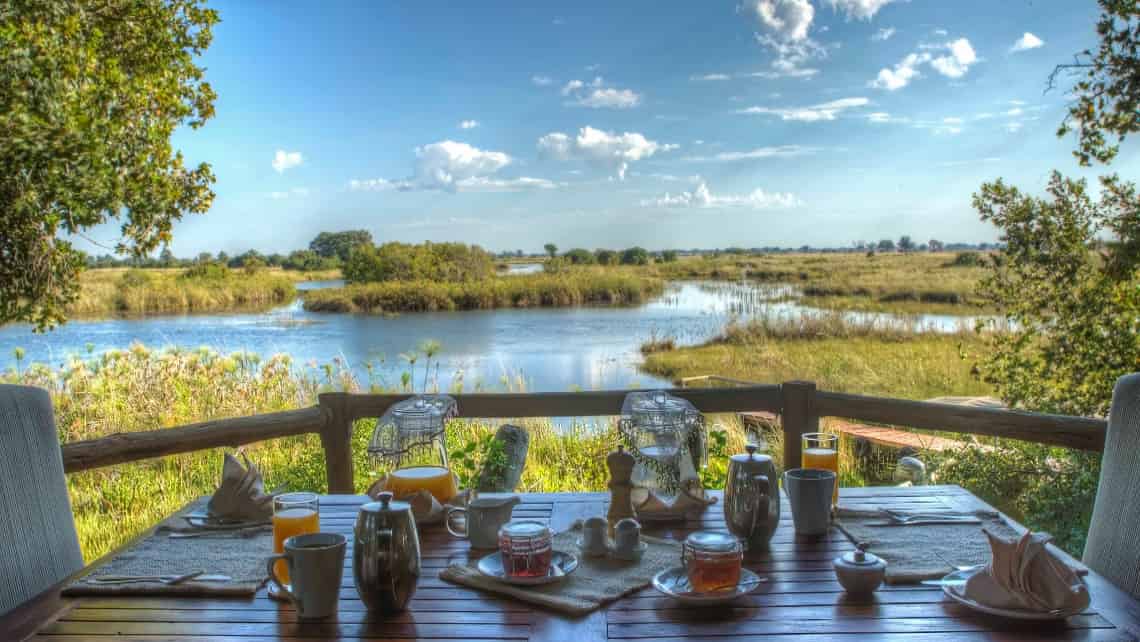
[619,390,714,520]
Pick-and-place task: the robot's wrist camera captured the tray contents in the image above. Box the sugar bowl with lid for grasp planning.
[833,542,887,596]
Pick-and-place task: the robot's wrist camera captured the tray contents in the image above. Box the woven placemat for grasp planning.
[834,507,1020,584]
[64,498,272,597]
[440,523,682,616]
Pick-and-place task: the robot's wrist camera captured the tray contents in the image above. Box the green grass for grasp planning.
[302,269,664,313]
[640,313,991,400]
[69,267,302,317]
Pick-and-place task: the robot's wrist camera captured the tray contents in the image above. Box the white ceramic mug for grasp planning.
[266,532,346,619]
[445,496,519,548]
[782,468,836,537]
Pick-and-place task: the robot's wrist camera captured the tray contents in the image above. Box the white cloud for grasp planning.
[537,126,677,180]
[866,111,893,123]
[737,97,869,121]
[932,28,949,36]
[748,0,815,42]
[1005,121,1024,133]
[930,38,978,78]
[870,38,978,90]
[560,77,641,109]
[681,145,817,161]
[1010,32,1044,53]
[641,179,802,209]
[531,75,553,86]
[826,0,899,21]
[691,73,732,81]
[268,187,309,200]
[870,52,927,90]
[744,1,827,77]
[1005,107,1023,116]
[459,120,479,129]
[577,87,641,109]
[453,176,560,191]
[747,67,820,79]
[272,150,303,173]
[942,117,963,125]
[872,27,897,41]
[349,141,558,193]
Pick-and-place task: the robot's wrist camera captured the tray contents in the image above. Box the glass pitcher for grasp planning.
[368,395,458,501]
[619,390,707,504]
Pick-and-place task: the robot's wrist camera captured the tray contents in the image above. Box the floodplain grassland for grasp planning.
[646,251,991,314]
[302,269,665,313]
[640,313,992,400]
[67,267,308,317]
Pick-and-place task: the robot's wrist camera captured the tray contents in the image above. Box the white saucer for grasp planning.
[476,551,579,586]
[941,568,1084,620]
[652,567,764,605]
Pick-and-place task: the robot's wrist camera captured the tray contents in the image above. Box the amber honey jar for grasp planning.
[682,531,743,593]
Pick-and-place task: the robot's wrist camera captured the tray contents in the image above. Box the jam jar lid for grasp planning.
[499,520,551,539]
[684,531,742,553]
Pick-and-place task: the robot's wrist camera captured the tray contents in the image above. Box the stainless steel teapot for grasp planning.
[723,444,780,549]
[354,491,421,613]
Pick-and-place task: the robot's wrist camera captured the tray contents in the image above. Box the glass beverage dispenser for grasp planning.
[619,390,708,514]
[368,395,459,502]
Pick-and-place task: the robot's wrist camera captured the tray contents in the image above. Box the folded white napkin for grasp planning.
[366,475,470,524]
[205,453,274,522]
[964,528,1090,613]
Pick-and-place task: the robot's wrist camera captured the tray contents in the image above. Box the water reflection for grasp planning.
[0,280,987,392]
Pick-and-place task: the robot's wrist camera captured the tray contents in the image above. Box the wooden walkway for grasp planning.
[737,412,989,453]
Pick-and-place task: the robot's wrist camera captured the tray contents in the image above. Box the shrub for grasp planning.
[344,242,495,283]
[563,248,595,265]
[595,249,619,265]
[620,246,650,265]
[950,251,986,267]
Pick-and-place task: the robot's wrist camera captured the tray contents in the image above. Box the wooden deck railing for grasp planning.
[59,382,1108,493]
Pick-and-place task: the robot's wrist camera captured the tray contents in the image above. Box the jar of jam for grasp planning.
[498,520,553,577]
[682,531,743,593]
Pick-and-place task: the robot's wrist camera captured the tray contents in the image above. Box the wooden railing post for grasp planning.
[781,381,818,470]
[317,393,355,494]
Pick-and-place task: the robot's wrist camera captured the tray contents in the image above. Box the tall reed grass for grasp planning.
[69,268,297,317]
[302,270,664,313]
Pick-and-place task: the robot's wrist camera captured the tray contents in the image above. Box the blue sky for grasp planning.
[103,0,1134,255]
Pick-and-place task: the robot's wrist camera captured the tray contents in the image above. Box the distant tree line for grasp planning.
[344,241,495,283]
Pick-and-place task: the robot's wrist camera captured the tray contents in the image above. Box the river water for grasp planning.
[0,280,980,392]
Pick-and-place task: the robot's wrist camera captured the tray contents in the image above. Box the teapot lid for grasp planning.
[729,444,773,466]
[837,542,887,568]
[361,491,412,515]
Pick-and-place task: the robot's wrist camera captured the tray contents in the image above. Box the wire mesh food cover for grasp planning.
[619,391,707,503]
[368,395,458,469]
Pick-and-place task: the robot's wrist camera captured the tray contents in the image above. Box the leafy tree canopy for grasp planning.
[1,0,219,329]
[308,230,373,262]
[620,247,650,265]
[563,248,595,265]
[1056,0,1140,165]
[344,242,494,283]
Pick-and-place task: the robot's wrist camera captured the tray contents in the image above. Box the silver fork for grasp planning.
[87,570,206,585]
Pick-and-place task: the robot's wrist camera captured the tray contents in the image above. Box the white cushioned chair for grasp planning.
[0,385,83,616]
[1084,373,1140,599]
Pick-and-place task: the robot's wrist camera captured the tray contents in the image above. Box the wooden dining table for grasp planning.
[5,485,1139,641]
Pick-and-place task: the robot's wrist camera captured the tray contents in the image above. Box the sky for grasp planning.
[88,0,1139,256]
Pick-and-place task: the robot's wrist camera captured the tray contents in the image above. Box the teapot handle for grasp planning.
[749,474,770,539]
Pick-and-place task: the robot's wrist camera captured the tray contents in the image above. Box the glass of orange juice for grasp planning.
[802,433,839,506]
[272,492,320,587]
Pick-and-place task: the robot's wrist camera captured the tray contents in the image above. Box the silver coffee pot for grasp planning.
[723,444,780,549]
[354,491,421,613]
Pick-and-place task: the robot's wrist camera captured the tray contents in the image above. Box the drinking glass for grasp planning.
[273,492,320,586]
[801,433,839,505]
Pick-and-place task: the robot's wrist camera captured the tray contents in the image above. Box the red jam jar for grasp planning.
[682,531,743,593]
[498,520,553,577]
